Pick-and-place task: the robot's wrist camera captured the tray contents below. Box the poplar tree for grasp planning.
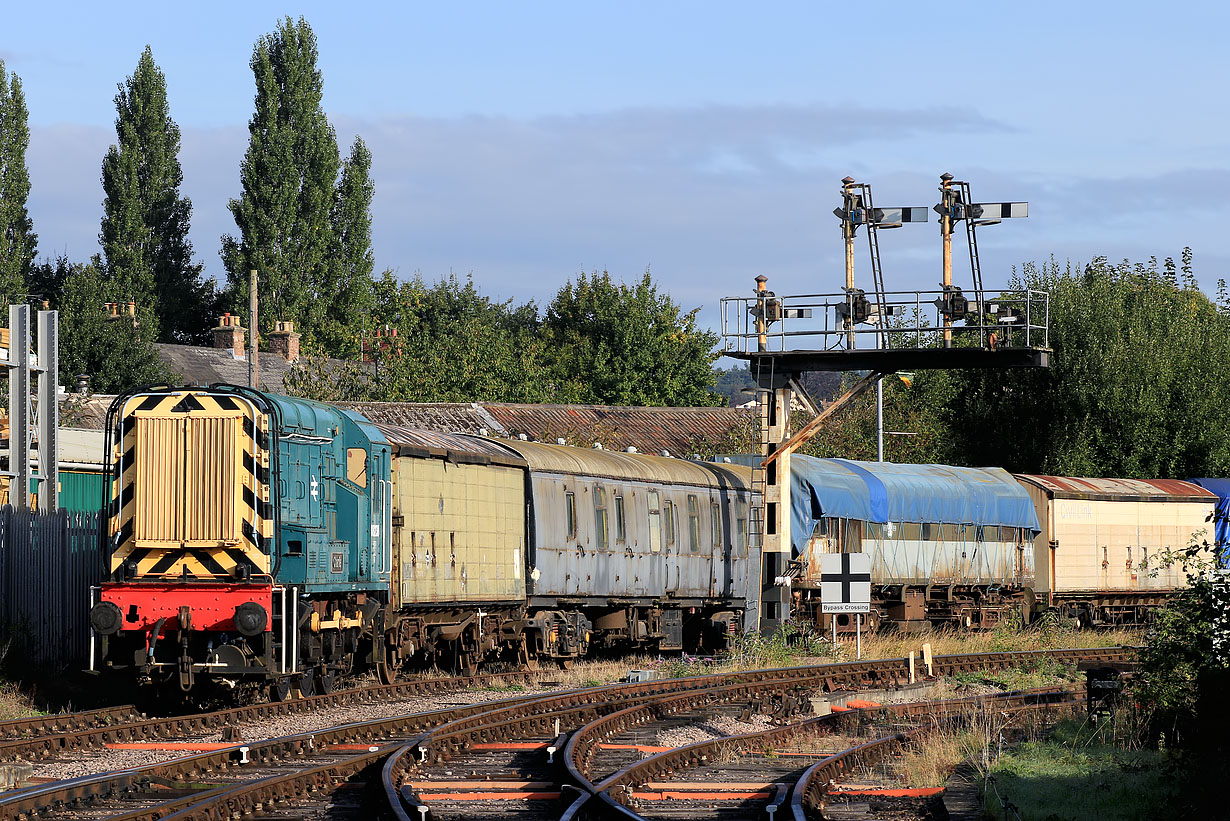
[99,46,210,344]
[0,60,36,305]
[322,137,376,355]
[222,17,373,355]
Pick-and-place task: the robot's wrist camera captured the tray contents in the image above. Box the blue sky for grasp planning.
[5,2,1229,335]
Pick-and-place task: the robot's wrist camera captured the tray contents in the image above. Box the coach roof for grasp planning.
[499,439,753,489]
[1015,475,1216,502]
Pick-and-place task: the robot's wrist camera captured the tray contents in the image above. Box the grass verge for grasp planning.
[984,718,1182,820]
[0,677,40,721]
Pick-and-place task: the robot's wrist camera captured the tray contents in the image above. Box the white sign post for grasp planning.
[820,553,872,659]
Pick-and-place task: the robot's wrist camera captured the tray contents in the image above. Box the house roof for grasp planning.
[155,344,300,394]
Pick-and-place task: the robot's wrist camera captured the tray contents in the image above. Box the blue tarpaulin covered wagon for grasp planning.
[724,455,1042,629]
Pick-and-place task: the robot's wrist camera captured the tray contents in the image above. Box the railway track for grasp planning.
[0,671,540,764]
[571,686,1080,820]
[0,646,1131,821]
[0,707,144,745]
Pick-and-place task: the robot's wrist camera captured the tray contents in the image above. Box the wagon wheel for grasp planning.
[518,641,540,671]
[377,655,396,685]
[270,677,293,703]
[458,650,479,678]
[317,667,336,694]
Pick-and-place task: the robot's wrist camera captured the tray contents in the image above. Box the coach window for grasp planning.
[711,502,722,548]
[686,495,701,553]
[664,501,676,548]
[648,491,663,553]
[615,495,626,543]
[565,491,577,540]
[594,486,609,549]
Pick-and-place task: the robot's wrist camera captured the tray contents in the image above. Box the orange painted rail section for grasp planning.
[634,790,773,800]
[470,742,549,751]
[469,741,673,753]
[104,742,236,751]
[643,782,784,791]
[323,744,384,751]
[408,781,554,790]
[416,792,561,801]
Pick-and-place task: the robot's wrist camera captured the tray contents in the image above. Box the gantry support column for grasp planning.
[757,378,793,632]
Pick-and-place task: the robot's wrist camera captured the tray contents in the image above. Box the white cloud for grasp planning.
[23,104,1230,335]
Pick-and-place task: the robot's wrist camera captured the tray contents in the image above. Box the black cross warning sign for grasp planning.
[820,552,871,614]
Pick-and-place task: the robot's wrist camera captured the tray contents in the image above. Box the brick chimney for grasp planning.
[268,320,301,363]
[213,314,246,358]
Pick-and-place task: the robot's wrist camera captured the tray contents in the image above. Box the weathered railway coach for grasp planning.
[1016,475,1214,626]
[375,425,531,676]
[501,441,756,654]
[788,457,1040,630]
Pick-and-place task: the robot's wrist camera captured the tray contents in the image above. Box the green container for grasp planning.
[58,469,106,513]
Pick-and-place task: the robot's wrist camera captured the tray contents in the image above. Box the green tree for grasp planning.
[222,17,372,355]
[542,270,723,406]
[927,252,1230,477]
[319,137,376,356]
[368,272,562,403]
[99,46,212,344]
[54,261,171,393]
[0,60,36,305]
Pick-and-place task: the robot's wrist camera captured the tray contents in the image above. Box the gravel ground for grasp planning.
[29,686,551,783]
[655,713,777,748]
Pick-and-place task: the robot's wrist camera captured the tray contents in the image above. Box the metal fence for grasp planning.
[0,507,103,671]
[720,288,1051,354]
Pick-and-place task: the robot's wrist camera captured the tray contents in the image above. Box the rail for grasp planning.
[720,288,1050,354]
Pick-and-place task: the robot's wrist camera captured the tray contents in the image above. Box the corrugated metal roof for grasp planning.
[371,423,526,467]
[500,439,754,489]
[1015,475,1216,501]
[339,402,503,435]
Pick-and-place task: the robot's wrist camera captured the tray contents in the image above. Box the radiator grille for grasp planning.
[132,416,241,544]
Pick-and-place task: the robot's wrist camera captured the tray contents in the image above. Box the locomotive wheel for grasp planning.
[557,658,575,671]
[318,668,336,694]
[271,677,292,703]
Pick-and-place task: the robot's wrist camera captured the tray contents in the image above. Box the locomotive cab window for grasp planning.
[346,447,368,488]
[594,486,609,549]
[687,495,700,553]
[565,491,577,540]
[614,495,626,542]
